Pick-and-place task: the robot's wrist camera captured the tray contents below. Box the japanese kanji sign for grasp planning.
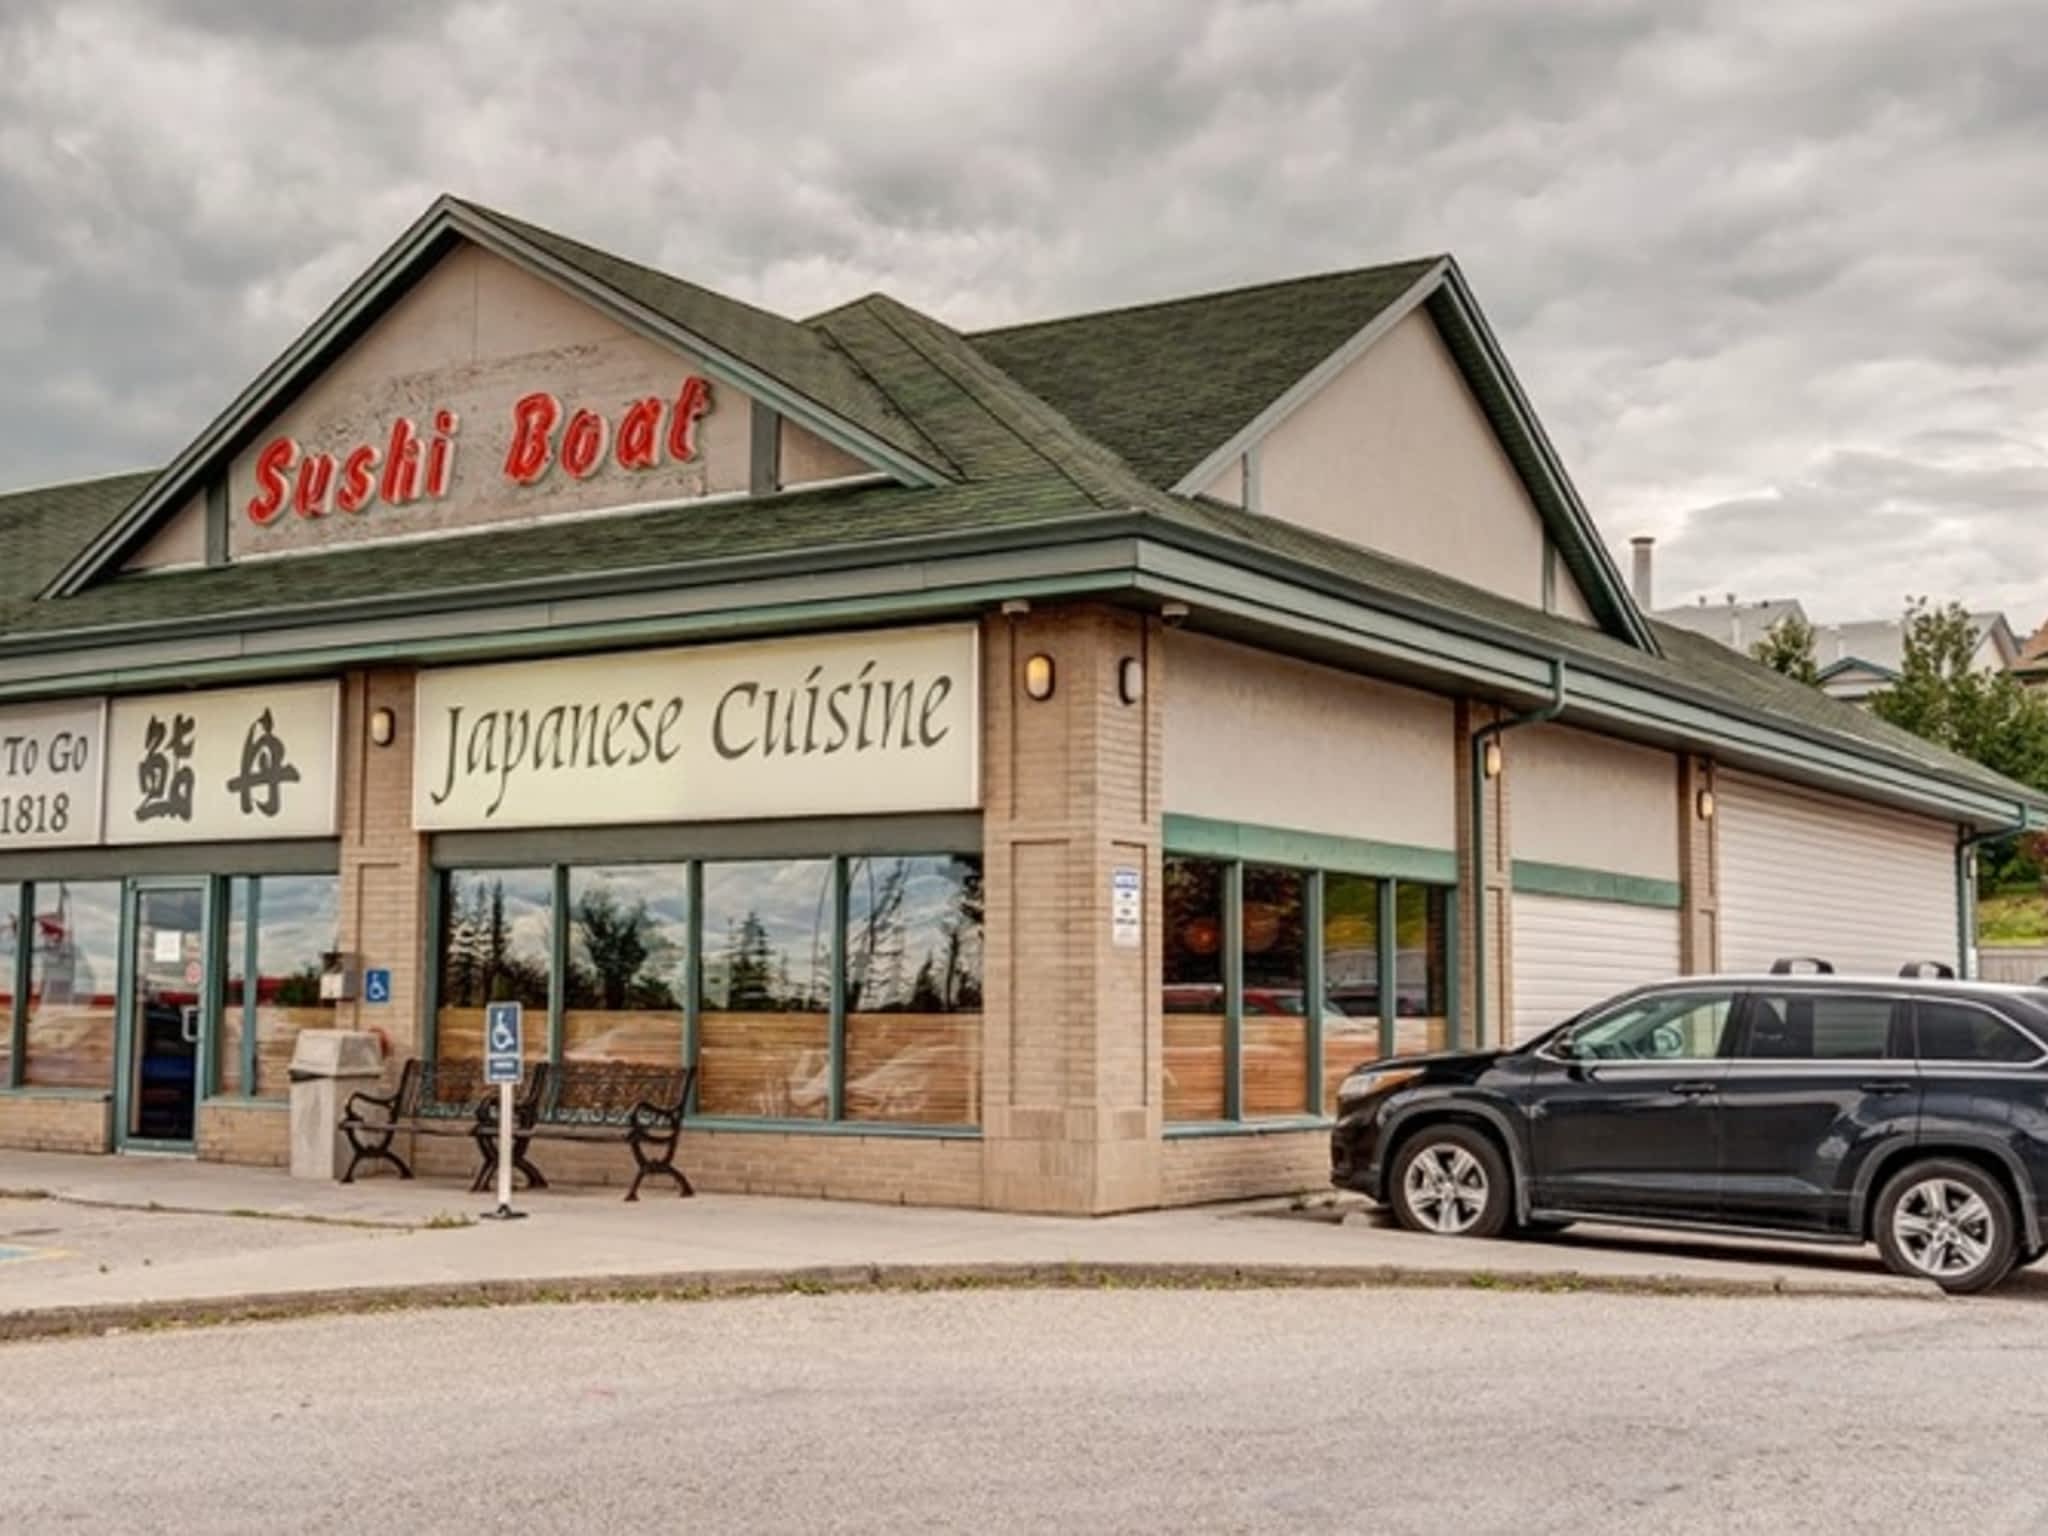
[105,682,338,845]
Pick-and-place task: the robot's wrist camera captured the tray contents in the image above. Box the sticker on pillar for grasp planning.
[485,1001,524,1084]
[364,968,392,1005]
[1112,866,1142,948]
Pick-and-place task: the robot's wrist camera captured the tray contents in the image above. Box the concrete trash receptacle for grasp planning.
[288,1031,387,1181]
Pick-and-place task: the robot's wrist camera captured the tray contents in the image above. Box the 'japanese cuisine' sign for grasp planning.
[413,626,979,830]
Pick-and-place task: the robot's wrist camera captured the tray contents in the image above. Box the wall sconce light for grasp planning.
[1023,653,1056,701]
[1117,656,1145,705]
[1482,738,1504,779]
[368,706,397,748]
[1160,601,1190,628]
[1696,787,1716,820]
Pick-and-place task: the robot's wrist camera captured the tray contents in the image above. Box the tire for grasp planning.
[1873,1159,2018,1295]
[1387,1124,1511,1240]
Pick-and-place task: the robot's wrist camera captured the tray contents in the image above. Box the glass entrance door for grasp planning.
[123,883,210,1149]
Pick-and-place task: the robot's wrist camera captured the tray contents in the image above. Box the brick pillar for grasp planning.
[980,604,1162,1214]
[1679,754,1719,973]
[1454,701,1512,1048]
[332,668,428,1060]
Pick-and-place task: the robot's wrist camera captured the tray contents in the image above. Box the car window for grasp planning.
[1563,993,1733,1062]
[1915,1001,2043,1065]
[1740,992,1903,1061]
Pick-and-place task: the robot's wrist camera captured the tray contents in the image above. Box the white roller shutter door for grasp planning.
[1718,770,1957,976]
[1511,894,1682,1044]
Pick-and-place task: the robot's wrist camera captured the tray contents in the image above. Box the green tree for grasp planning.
[1751,613,1820,684]
[1870,600,2048,790]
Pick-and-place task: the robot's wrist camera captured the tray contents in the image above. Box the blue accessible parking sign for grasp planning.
[485,1001,524,1084]
[364,968,392,1004]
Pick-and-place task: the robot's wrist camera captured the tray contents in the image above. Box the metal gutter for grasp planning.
[7,506,2041,829]
[1958,809,2035,979]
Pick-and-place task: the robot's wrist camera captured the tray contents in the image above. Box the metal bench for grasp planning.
[338,1058,547,1190]
[505,1062,696,1202]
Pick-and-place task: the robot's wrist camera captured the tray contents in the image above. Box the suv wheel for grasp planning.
[1874,1160,2018,1295]
[1388,1125,1510,1239]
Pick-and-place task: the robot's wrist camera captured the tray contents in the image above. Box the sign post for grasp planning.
[482,1001,527,1221]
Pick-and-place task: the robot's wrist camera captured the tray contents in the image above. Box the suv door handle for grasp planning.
[1670,1080,1720,1097]
[1859,1079,1913,1096]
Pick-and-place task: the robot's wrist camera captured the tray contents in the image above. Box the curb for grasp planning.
[0,1258,1939,1343]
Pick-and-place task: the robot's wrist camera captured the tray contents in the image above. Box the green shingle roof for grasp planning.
[0,471,157,606]
[456,199,952,478]
[0,201,2033,820]
[970,259,1440,488]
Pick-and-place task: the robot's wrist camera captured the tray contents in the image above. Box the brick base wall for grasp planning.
[197,1100,291,1167]
[0,1093,113,1154]
[407,1127,986,1208]
[1160,1129,1328,1206]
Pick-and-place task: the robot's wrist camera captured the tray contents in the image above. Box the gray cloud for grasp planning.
[2,0,2045,629]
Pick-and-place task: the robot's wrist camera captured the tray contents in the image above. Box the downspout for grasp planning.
[1468,659,1567,1047]
[1958,806,2032,979]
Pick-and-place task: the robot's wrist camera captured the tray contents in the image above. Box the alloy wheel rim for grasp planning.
[1892,1178,1995,1280]
[1404,1144,1488,1234]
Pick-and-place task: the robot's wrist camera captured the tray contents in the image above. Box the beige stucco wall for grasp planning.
[1256,310,1596,618]
[778,417,870,487]
[1163,630,1457,850]
[227,241,764,558]
[123,492,206,571]
[1200,455,1244,507]
[1507,723,1679,881]
[1549,551,1598,623]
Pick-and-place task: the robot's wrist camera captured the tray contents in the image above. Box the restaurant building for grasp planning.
[0,196,2038,1212]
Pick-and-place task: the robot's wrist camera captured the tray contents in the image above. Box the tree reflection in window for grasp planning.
[845,856,982,1125]
[436,869,551,1068]
[698,861,831,1118]
[564,866,686,1068]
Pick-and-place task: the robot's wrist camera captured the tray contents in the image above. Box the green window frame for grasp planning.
[1163,846,1460,1131]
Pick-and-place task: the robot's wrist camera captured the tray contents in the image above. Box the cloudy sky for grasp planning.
[3,0,2045,624]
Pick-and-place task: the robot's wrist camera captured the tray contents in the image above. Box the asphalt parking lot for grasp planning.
[7,1287,2048,1535]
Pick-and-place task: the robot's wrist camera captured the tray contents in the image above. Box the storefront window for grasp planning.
[222,875,339,1097]
[1394,884,1450,1055]
[24,880,120,1090]
[698,859,832,1119]
[1241,865,1308,1117]
[435,868,552,1069]
[564,865,688,1067]
[844,855,983,1125]
[1321,873,1383,1113]
[1163,856,1227,1122]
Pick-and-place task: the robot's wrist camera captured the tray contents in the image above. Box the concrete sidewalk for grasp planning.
[0,1150,1959,1338]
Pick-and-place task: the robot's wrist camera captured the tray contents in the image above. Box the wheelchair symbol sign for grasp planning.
[485,1001,524,1084]
[364,968,392,1005]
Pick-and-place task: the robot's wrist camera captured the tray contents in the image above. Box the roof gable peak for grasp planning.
[45,195,953,598]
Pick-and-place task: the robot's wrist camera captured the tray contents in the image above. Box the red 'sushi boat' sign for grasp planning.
[245,376,713,525]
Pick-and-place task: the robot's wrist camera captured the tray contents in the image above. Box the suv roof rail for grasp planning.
[1899,961,1957,979]
[1769,956,1834,975]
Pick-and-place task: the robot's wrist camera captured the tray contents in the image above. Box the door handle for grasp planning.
[180,1006,200,1045]
[1670,1080,1720,1097]
[1860,1080,1913,1096]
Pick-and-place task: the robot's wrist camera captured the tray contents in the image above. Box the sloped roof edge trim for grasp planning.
[44,196,954,599]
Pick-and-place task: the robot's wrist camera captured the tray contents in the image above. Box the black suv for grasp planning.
[1330,966,2048,1292]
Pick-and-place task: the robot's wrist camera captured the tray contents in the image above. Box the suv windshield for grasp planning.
[1560,992,1733,1062]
